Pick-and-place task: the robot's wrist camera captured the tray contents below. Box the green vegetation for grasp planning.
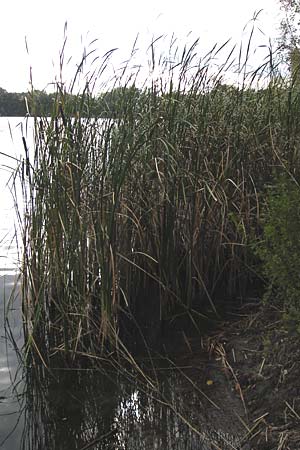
[255,174,300,332]
[0,85,143,118]
[0,87,59,116]
[0,87,27,116]
[16,34,300,366]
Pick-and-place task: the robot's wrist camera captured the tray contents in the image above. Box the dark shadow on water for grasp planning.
[1,273,251,450]
[1,276,252,450]
[18,348,250,450]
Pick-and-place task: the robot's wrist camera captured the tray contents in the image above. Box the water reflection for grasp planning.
[0,274,24,450]
[21,366,118,450]
[0,271,249,450]
[0,117,29,448]
[0,117,24,274]
[19,352,248,450]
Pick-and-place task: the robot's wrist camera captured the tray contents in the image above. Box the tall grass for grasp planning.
[19,35,300,362]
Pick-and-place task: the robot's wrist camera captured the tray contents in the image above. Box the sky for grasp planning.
[1,0,284,93]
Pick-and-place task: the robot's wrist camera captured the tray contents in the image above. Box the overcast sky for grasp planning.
[1,0,283,92]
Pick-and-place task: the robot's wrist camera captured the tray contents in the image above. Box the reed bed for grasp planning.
[19,36,300,363]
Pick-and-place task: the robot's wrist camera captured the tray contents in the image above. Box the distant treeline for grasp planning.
[0,87,28,116]
[0,86,143,118]
[2,83,295,121]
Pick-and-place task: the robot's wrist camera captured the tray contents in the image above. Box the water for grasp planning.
[0,117,25,449]
[0,117,24,272]
[0,117,249,450]
[0,274,23,450]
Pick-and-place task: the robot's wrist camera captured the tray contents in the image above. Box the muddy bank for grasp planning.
[203,302,300,449]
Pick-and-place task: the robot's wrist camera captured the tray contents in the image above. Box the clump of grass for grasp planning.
[18,33,300,363]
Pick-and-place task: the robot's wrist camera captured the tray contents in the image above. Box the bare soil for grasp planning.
[205,303,300,449]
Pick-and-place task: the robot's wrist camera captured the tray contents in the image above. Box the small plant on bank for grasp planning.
[255,174,300,331]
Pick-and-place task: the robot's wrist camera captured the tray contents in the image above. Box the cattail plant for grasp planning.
[18,34,298,364]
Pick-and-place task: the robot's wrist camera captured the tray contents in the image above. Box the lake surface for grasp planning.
[0,117,25,449]
[0,117,248,450]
